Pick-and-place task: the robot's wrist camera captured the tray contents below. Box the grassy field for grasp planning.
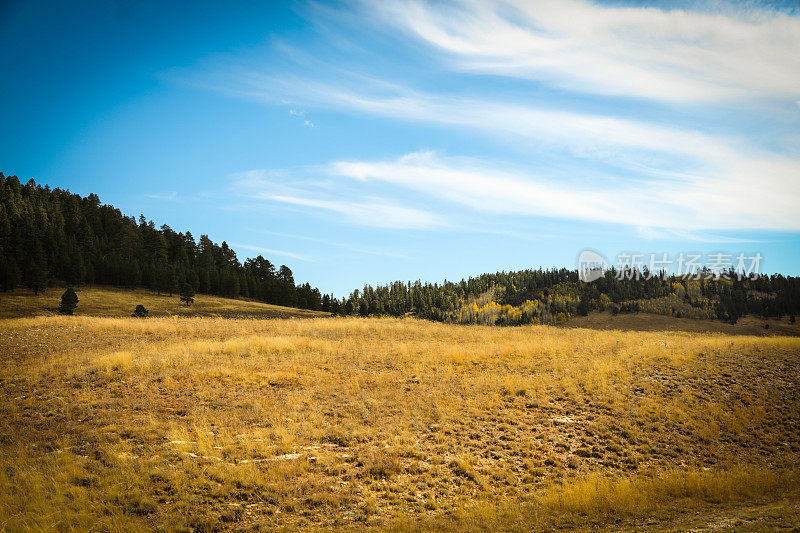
[1,309,799,531]
[0,285,329,319]
[568,310,800,336]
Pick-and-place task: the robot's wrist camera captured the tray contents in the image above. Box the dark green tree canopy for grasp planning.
[0,174,325,311]
[331,267,800,326]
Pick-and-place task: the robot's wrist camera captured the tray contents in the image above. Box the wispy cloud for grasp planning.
[228,242,309,261]
[216,73,800,231]
[226,70,796,161]
[227,149,798,234]
[269,194,447,230]
[328,150,800,231]
[289,107,316,127]
[250,229,409,259]
[249,75,726,157]
[634,227,757,244]
[192,0,800,237]
[145,191,178,200]
[365,0,800,104]
[230,170,448,230]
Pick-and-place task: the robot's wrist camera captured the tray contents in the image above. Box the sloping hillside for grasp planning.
[567,310,800,336]
[1,316,799,530]
[0,285,329,319]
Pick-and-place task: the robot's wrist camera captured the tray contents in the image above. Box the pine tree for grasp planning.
[179,282,195,306]
[26,260,48,295]
[168,267,178,297]
[0,257,21,291]
[59,287,79,315]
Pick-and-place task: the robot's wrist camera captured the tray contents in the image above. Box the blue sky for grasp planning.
[2,0,799,296]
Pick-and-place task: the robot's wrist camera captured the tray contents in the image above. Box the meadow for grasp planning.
[1,291,799,530]
[0,286,328,320]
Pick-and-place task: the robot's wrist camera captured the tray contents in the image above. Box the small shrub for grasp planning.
[574,447,593,458]
[131,304,149,318]
[322,433,352,447]
[362,450,401,480]
[449,458,477,481]
[544,456,561,467]
[115,494,157,516]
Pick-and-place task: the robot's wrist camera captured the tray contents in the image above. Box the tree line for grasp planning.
[0,174,327,310]
[331,267,800,325]
[2,173,798,325]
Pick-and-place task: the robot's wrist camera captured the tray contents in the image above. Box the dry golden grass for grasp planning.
[0,285,329,319]
[568,309,800,337]
[1,315,799,531]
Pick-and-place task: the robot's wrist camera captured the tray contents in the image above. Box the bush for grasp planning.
[131,304,149,318]
[59,288,78,315]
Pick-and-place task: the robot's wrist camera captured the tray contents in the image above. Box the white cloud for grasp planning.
[269,194,447,230]
[231,77,800,231]
[230,169,448,230]
[366,0,800,103]
[228,242,309,261]
[634,227,755,243]
[328,150,800,231]
[227,134,799,231]
[250,229,410,258]
[229,74,736,168]
[145,191,178,200]
[288,107,316,127]
[198,1,800,235]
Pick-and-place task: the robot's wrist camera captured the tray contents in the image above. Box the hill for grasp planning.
[1,315,798,530]
[0,174,330,311]
[4,173,800,328]
[567,310,800,336]
[0,285,329,319]
[337,271,800,327]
